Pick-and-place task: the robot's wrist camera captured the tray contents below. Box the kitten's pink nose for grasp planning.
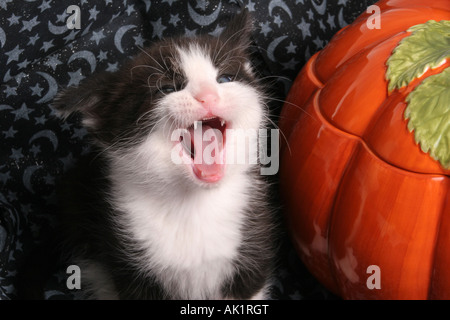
[194,87,219,111]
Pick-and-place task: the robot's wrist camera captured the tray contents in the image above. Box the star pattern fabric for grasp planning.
[0,0,377,299]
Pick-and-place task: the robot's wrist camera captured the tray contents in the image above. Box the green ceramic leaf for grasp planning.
[405,67,450,169]
[386,20,450,91]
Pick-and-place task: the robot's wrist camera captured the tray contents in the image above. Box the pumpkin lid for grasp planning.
[313,17,450,176]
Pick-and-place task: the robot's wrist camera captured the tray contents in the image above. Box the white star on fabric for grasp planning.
[151,18,167,39]
[184,27,197,37]
[20,16,40,32]
[38,0,52,12]
[246,0,256,12]
[41,39,54,52]
[0,0,13,10]
[56,10,69,23]
[90,30,105,45]
[327,14,336,29]
[273,15,282,28]
[11,103,32,121]
[30,144,41,156]
[17,58,31,69]
[98,50,108,61]
[5,45,24,65]
[209,25,224,37]
[10,148,23,161]
[169,14,180,26]
[64,30,79,43]
[3,126,17,139]
[30,83,44,97]
[7,13,21,26]
[285,42,297,54]
[296,18,311,40]
[259,21,272,37]
[195,0,208,11]
[133,34,145,47]
[67,68,85,87]
[4,85,17,97]
[281,57,299,70]
[313,36,325,49]
[45,55,62,71]
[89,6,100,21]
[126,4,135,16]
[27,34,39,46]
[34,115,47,125]
[106,62,119,72]
[318,19,326,31]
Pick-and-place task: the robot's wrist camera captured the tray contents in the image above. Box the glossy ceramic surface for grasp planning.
[280,0,450,299]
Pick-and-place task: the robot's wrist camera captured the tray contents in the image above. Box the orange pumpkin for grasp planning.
[279,0,450,299]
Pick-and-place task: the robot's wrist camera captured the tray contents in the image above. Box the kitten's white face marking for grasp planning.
[129,43,264,187]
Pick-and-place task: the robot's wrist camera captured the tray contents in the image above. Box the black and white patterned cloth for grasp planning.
[0,0,376,299]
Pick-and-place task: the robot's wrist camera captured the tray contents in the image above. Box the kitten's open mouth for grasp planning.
[179,117,227,183]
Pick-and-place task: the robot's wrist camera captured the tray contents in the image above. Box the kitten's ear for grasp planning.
[219,9,253,46]
[52,74,106,129]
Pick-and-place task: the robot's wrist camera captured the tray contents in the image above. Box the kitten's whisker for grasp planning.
[159,45,171,75]
[213,27,248,64]
[260,103,292,156]
[264,97,318,124]
[131,65,165,80]
[137,45,166,72]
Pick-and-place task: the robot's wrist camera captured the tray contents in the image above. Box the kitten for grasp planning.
[53,10,277,300]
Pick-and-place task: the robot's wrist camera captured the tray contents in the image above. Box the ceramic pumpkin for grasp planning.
[279,0,450,299]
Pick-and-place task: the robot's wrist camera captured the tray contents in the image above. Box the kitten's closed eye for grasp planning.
[158,74,235,96]
[160,85,177,94]
[217,74,234,84]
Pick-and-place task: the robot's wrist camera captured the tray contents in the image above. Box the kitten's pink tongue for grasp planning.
[189,124,225,183]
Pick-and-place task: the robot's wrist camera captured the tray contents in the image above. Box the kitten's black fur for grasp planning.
[22,10,278,300]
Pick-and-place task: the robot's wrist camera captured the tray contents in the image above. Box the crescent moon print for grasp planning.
[114,25,137,54]
[68,50,97,73]
[29,130,59,151]
[0,105,13,111]
[0,27,5,48]
[187,2,222,26]
[22,165,41,194]
[338,7,349,28]
[45,290,67,300]
[312,0,327,15]
[268,0,292,19]
[35,72,58,104]
[48,21,68,35]
[266,35,288,62]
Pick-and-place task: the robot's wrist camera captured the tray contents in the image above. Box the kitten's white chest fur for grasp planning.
[112,170,250,299]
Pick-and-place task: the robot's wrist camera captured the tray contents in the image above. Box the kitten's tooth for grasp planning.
[194,121,198,130]
[221,119,225,127]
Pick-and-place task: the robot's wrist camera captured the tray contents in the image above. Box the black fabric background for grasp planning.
[0,0,377,299]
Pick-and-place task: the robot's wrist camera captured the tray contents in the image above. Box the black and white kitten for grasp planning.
[53,10,277,300]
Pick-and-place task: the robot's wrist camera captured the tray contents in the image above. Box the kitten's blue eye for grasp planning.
[160,85,176,94]
[217,75,233,84]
